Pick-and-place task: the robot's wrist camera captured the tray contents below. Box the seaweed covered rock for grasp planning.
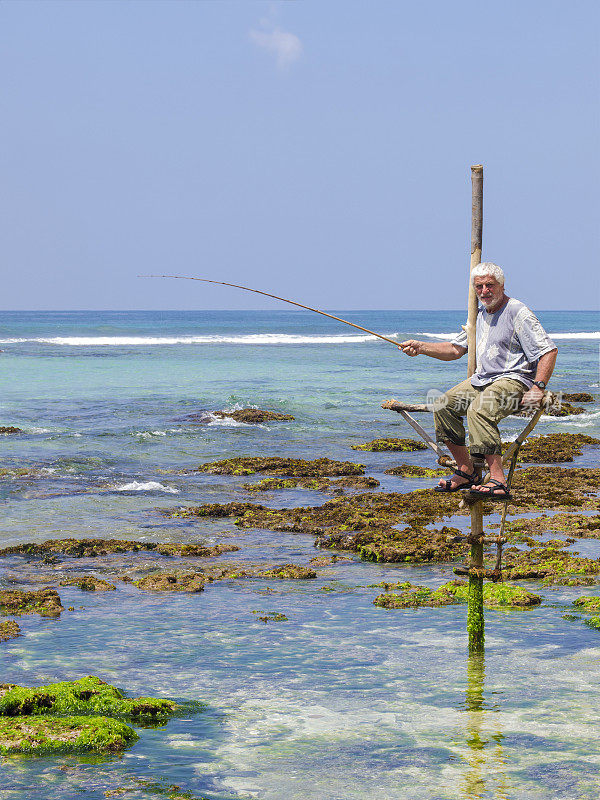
[542,575,598,588]
[0,715,138,755]
[243,476,379,493]
[258,564,317,579]
[351,438,427,452]
[498,513,600,539]
[133,571,206,593]
[0,676,178,720]
[0,588,63,617]
[373,580,541,608]
[0,620,21,642]
[573,596,600,613]
[0,426,22,434]
[384,464,449,477]
[253,611,288,623]
[562,393,595,403]
[59,576,116,591]
[516,433,600,463]
[0,538,238,560]
[503,544,600,580]
[510,467,600,511]
[214,408,294,424]
[195,456,365,477]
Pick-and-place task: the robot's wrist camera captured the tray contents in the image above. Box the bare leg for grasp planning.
[437,444,475,489]
[472,454,506,491]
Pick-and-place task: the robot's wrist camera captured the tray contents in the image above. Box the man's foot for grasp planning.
[468,479,512,501]
[433,468,478,493]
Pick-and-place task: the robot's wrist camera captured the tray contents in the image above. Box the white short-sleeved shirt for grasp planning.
[450,298,556,388]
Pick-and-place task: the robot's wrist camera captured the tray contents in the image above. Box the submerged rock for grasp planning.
[0,675,178,721]
[0,715,138,755]
[133,571,206,593]
[195,456,365,477]
[214,408,294,423]
[0,620,21,642]
[0,588,63,617]
[59,575,116,591]
[516,433,600,463]
[258,564,317,579]
[252,611,288,623]
[351,438,427,452]
[373,580,541,608]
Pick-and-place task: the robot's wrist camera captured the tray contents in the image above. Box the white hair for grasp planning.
[471,262,505,285]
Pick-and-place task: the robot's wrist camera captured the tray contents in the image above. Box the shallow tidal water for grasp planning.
[0,310,599,800]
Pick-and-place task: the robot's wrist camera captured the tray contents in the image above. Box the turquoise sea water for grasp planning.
[0,309,599,800]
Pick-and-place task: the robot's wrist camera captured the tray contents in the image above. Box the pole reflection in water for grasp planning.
[459,652,510,800]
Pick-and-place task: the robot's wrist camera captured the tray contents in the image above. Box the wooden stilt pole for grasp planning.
[467,165,485,653]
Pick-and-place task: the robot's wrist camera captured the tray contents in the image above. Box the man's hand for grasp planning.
[399,340,422,357]
[521,385,545,409]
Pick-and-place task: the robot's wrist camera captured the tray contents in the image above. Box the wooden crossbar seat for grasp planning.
[381,392,554,468]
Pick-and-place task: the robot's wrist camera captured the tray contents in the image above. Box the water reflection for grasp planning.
[460,652,510,800]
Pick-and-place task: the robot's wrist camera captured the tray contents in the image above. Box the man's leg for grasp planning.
[466,378,524,493]
[433,379,478,489]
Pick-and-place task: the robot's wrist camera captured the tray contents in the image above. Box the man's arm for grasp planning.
[399,340,467,361]
[521,348,558,406]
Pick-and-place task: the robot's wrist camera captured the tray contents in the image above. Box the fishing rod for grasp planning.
[141,275,402,348]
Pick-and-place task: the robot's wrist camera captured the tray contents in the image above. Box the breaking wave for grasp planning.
[113,481,179,493]
[0,333,399,346]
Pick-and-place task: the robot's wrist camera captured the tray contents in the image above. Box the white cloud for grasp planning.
[249,23,303,69]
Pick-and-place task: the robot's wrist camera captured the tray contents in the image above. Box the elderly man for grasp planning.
[399,263,557,499]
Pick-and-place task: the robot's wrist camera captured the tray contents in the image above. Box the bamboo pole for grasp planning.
[467,165,485,653]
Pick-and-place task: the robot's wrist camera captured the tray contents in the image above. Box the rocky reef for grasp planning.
[516,433,600,463]
[0,538,239,560]
[0,588,63,617]
[373,580,541,608]
[194,456,366,477]
[0,715,138,755]
[0,620,21,642]
[243,476,379,493]
[214,408,294,423]
[351,438,427,452]
[59,575,116,591]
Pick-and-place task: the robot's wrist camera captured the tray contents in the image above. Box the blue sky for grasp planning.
[1,0,598,310]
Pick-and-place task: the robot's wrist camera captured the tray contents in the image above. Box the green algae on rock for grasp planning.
[243,476,379,493]
[509,467,600,512]
[573,596,600,613]
[0,538,239,560]
[384,464,449,477]
[542,575,598,588]
[351,438,427,452]
[133,571,206,593]
[252,610,288,623]
[59,575,116,591]
[562,392,595,403]
[502,544,600,580]
[258,564,317,579]
[195,456,366,477]
[495,513,600,540]
[373,580,541,609]
[515,433,600,463]
[0,620,21,642]
[0,676,178,721]
[214,408,294,423]
[0,714,138,755]
[0,588,63,617]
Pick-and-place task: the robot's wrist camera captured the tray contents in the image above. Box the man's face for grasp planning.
[473,275,505,311]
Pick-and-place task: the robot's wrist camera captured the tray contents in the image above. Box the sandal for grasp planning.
[433,468,478,493]
[468,479,512,501]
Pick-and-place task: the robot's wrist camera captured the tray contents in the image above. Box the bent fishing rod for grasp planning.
[141,275,401,348]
